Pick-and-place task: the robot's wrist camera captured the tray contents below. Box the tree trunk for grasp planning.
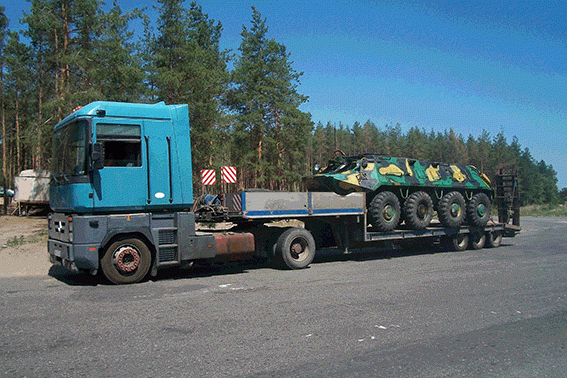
[35,63,43,170]
[15,87,21,173]
[1,59,6,214]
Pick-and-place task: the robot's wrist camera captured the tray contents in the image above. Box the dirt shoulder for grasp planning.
[0,215,51,278]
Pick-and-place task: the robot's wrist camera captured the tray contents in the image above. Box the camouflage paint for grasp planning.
[305,154,492,196]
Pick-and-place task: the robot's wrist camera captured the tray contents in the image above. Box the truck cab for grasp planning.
[48,102,221,284]
[50,101,193,213]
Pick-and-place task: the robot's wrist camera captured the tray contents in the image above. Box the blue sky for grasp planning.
[4,0,567,188]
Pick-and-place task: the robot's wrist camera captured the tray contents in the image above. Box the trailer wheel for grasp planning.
[275,228,316,269]
[445,233,469,251]
[486,231,503,248]
[438,191,466,228]
[369,191,401,232]
[101,237,152,284]
[403,191,433,230]
[469,232,486,250]
[467,193,491,227]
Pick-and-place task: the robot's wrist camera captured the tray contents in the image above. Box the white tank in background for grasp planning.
[14,169,51,206]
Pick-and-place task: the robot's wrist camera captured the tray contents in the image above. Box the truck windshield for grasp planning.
[51,120,89,181]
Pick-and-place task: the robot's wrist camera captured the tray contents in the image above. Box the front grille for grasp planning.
[159,247,177,262]
[158,229,176,245]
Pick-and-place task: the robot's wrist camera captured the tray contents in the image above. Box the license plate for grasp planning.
[53,247,62,258]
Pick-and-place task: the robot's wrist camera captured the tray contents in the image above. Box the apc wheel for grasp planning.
[446,233,469,251]
[403,191,433,230]
[369,191,401,232]
[101,238,152,284]
[438,191,466,228]
[486,231,503,248]
[469,232,486,250]
[467,193,491,227]
[275,228,316,269]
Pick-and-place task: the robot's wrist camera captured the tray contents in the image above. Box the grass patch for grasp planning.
[521,204,567,217]
[3,230,48,247]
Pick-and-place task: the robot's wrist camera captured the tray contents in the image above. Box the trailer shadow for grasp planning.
[48,241,514,286]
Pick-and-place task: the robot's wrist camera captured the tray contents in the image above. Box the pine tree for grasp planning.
[185,2,229,178]
[92,2,145,102]
[150,0,229,193]
[4,31,34,174]
[0,6,8,213]
[229,7,312,189]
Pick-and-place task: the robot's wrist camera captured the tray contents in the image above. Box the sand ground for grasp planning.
[0,215,51,277]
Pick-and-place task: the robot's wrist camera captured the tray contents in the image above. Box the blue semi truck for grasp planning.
[48,101,520,284]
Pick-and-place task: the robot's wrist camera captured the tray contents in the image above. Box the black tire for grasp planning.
[403,191,433,230]
[445,233,469,251]
[467,193,491,227]
[369,191,401,232]
[101,238,152,284]
[275,228,316,269]
[486,231,503,248]
[438,191,466,228]
[469,232,486,250]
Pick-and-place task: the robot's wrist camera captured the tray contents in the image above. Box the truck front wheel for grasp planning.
[275,228,316,269]
[101,238,152,284]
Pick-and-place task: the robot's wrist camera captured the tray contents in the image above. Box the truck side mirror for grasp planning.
[92,142,104,170]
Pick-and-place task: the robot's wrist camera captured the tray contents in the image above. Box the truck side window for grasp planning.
[96,124,142,167]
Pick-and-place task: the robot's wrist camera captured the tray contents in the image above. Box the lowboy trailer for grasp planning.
[47,102,520,284]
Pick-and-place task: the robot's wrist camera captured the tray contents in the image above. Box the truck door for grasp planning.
[91,120,147,211]
[143,119,176,209]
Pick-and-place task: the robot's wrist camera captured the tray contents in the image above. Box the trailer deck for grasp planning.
[225,191,365,219]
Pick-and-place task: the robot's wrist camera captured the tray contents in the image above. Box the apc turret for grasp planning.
[305,152,493,232]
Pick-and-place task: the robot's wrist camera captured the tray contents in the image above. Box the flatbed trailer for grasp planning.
[46,101,520,284]
[221,190,519,253]
[49,189,519,284]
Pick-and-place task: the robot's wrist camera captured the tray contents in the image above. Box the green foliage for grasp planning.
[227,7,312,190]
[559,188,567,204]
[4,230,47,247]
[521,204,567,217]
[147,0,229,188]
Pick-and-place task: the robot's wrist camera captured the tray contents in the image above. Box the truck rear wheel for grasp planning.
[275,228,316,269]
[486,231,503,248]
[467,193,491,227]
[445,233,469,251]
[101,237,152,284]
[438,191,466,228]
[469,232,486,250]
[403,191,433,229]
[369,191,401,232]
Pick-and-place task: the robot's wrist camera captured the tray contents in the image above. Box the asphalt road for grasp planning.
[1,216,567,377]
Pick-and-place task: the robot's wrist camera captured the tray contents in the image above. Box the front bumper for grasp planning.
[48,239,100,273]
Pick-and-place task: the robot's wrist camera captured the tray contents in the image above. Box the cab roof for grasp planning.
[54,101,187,130]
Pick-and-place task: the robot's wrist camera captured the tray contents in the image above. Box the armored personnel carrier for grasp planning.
[306,152,493,232]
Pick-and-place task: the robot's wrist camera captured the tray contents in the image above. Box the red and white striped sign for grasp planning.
[230,193,242,212]
[201,169,216,185]
[221,166,237,184]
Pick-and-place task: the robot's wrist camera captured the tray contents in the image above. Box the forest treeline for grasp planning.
[0,0,561,204]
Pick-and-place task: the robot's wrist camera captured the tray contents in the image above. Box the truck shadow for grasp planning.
[48,242,513,286]
[48,265,104,286]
